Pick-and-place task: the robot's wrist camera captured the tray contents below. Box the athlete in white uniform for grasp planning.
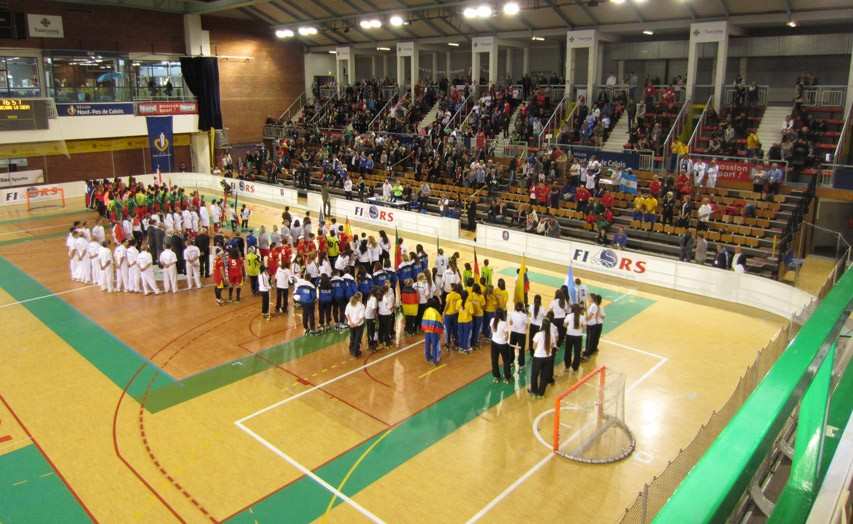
[137,246,160,295]
[88,239,102,286]
[159,246,178,293]
[98,242,115,292]
[199,205,210,229]
[113,240,128,292]
[74,234,90,283]
[91,223,106,243]
[183,242,201,289]
[126,243,140,292]
[67,230,78,280]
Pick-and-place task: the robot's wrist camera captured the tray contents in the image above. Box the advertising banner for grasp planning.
[27,14,63,38]
[146,116,174,173]
[568,147,640,170]
[136,101,198,116]
[57,103,135,117]
[0,169,43,188]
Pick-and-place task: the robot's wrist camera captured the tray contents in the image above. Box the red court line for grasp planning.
[0,393,100,523]
[236,343,393,428]
[0,434,12,443]
[221,337,485,522]
[362,349,393,388]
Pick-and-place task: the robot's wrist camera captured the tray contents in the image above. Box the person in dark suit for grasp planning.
[170,232,186,275]
[196,227,211,277]
[679,231,694,262]
[714,245,732,269]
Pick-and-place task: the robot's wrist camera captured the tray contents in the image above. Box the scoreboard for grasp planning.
[0,98,50,131]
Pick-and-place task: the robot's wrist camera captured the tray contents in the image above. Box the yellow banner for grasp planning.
[0,134,191,159]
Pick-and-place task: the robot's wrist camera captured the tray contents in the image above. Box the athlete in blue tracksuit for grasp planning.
[293,276,317,335]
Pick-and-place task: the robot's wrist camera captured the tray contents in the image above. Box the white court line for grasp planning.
[466,351,669,523]
[0,285,95,310]
[0,223,67,236]
[235,421,386,524]
[234,339,423,522]
[236,339,421,424]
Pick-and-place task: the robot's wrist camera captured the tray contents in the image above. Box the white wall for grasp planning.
[0,114,200,145]
[304,52,337,98]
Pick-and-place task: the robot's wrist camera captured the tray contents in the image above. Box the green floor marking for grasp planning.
[0,445,90,524]
[497,267,632,303]
[227,294,654,523]
[0,230,67,247]
[0,255,346,413]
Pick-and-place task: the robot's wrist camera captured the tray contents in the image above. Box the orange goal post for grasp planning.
[550,366,636,464]
[25,186,66,211]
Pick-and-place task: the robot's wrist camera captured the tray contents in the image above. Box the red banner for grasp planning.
[136,101,198,116]
[714,159,752,182]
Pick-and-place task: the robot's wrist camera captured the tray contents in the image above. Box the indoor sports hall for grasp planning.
[0,1,852,523]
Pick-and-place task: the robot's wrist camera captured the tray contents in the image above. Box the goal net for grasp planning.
[546,366,635,464]
[26,186,65,212]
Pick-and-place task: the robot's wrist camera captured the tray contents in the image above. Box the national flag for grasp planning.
[565,263,577,304]
[394,227,402,269]
[513,255,527,305]
[344,217,353,238]
[473,247,480,277]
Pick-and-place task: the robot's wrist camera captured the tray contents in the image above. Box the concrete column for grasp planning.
[183,14,210,56]
[847,39,853,114]
[411,50,419,97]
[472,51,481,87]
[432,52,438,83]
[488,45,498,86]
[587,39,599,105]
[738,57,748,80]
[617,60,625,84]
[446,51,452,80]
[335,60,344,92]
[522,47,530,75]
[686,41,699,103]
[565,48,575,100]
[191,132,211,174]
[347,57,355,88]
[372,55,377,78]
[505,48,513,82]
[713,35,728,111]
[383,54,388,79]
[397,55,405,89]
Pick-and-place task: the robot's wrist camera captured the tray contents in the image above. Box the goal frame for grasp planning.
[552,366,607,454]
[25,186,66,212]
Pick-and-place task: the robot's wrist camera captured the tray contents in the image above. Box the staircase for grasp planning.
[756,105,791,152]
[417,100,442,131]
[602,114,629,153]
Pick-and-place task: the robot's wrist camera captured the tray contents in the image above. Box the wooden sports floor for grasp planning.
[0,194,790,523]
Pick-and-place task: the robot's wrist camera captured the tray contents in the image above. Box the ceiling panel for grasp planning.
[726,0,787,14]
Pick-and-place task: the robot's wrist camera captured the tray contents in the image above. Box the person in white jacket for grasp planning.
[126,242,140,292]
[159,246,178,293]
[137,246,160,295]
[98,241,114,292]
[274,263,292,313]
[183,241,202,289]
[113,239,128,292]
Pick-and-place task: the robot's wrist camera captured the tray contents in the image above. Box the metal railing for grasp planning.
[594,84,629,102]
[278,92,305,124]
[802,86,847,108]
[445,92,474,131]
[536,96,572,149]
[662,98,691,171]
[638,149,655,171]
[48,85,194,103]
[688,95,714,153]
[310,95,337,125]
[833,102,853,165]
[318,85,336,100]
[724,84,769,108]
[368,92,398,132]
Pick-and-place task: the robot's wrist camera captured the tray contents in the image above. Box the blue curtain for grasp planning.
[180,57,223,131]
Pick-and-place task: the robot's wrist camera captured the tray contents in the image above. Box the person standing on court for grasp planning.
[258,266,271,320]
[378,281,396,348]
[159,244,178,293]
[246,246,261,295]
[365,287,379,351]
[213,248,226,305]
[421,298,444,364]
[137,244,160,295]
[530,317,553,397]
[509,302,529,368]
[321,184,331,217]
[345,292,366,357]
[227,249,244,302]
[584,294,605,357]
[98,241,115,292]
[126,240,140,293]
[443,283,462,350]
[113,239,129,293]
[564,304,585,372]
[294,271,317,335]
[490,310,512,383]
[274,259,291,314]
[184,240,202,290]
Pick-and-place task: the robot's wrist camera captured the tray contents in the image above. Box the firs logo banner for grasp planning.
[572,247,647,274]
[354,205,395,223]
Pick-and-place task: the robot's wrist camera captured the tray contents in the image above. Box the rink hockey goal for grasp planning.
[549,366,636,464]
[25,186,65,211]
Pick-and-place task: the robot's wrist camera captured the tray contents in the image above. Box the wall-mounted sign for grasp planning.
[0,98,50,130]
[27,14,63,39]
[57,102,135,117]
[136,101,198,116]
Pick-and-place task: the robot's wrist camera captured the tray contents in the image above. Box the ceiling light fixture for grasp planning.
[787,20,798,28]
[298,26,318,36]
[360,19,382,29]
[611,0,626,4]
[642,29,654,35]
[503,2,520,15]
[275,29,294,38]
[377,46,391,51]
[463,7,477,18]
[390,15,404,27]
[476,4,492,17]
[531,36,545,41]
[448,42,461,47]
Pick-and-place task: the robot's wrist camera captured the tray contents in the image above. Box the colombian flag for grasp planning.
[514,256,527,305]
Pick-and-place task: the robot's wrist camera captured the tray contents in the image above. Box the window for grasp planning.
[131,60,185,100]
[44,53,129,102]
[0,56,40,97]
